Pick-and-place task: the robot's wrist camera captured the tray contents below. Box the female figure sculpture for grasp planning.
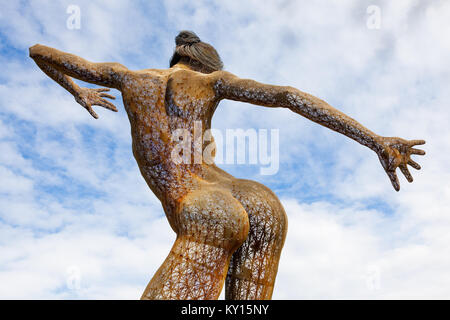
[29,31,425,300]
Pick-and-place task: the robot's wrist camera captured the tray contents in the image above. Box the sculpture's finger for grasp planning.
[86,106,99,119]
[399,164,413,183]
[410,148,425,155]
[387,170,400,191]
[98,99,118,112]
[409,139,426,146]
[95,88,110,92]
[99,93,116,100]
[408,159,421,170]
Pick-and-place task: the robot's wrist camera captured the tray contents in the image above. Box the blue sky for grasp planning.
[0,0,449,299]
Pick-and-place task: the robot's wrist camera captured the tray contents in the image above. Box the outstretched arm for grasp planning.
[213,71,426,191]
[29,44,124,118]
[29,44,127,88]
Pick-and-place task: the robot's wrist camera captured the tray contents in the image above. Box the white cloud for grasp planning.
[275,197,450,299]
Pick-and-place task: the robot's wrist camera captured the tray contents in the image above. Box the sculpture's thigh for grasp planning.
[226,180,288,300]
[141,187,249,300]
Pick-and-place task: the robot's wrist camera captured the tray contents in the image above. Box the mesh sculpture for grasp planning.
[29,30,425,299]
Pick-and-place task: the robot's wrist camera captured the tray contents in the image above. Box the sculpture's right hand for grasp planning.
[74,87,118,119]
[376,136,426,191]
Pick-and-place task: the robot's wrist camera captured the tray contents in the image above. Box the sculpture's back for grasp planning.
[118,45,288,300]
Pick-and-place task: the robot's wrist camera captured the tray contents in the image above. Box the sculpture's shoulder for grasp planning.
[125,67,230,87]
[120,68,170,92]
[121,67,232,101]
[165,68,230,93]
[125,68,171,81]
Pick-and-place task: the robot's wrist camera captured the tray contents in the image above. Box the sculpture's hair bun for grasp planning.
[170,30,223,73]
[175,30,201,46]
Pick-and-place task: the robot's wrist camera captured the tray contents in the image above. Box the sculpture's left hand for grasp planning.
[74,87,118,119]
[376,137,426,191]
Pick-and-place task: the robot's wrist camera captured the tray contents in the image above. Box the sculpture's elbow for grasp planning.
[274,86,299,109]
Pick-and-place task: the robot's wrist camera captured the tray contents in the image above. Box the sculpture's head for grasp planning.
[170,30,223,74]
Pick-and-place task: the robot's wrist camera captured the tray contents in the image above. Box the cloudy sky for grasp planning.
[0,0,449,299]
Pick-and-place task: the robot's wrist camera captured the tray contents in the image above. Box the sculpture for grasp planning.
[29,30,425,300]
